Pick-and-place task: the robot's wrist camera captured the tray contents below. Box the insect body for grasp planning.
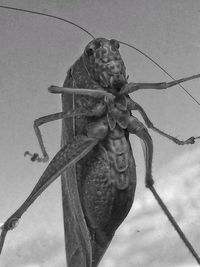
[56,38,170,265]
[0,6,200,267]
[61,38,138,266]
[59,43,200,264]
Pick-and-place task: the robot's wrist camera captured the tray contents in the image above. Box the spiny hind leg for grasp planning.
[0,136,98,254]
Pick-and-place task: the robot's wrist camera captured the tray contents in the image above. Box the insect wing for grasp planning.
[61,78,92,266]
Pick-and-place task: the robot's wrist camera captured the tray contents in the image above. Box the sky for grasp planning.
[0,0,200,266]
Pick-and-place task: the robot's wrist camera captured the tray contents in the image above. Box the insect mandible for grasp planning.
[0,5,200,267]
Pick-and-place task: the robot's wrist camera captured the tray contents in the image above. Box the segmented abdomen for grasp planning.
[79,132,136,244]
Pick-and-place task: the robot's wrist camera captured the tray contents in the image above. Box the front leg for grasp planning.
[127,98,199,145]
[26,103,106,163]
[127,116,154,187]
[49,85,114,100]
[122,73,200,94]
[25,112,69,163]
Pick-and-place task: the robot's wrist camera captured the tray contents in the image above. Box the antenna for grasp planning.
[0,5,95,39]
[0,5,199,106]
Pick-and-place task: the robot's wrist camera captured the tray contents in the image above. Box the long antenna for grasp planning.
[0,5,199,106]
[0,5,95,39]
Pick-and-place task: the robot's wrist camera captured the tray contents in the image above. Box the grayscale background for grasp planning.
[0,0,200,266]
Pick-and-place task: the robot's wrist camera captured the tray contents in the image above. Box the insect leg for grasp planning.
[127,116,154,187]
[0,135,99,254]
[123,73,200,94]
[25,112,67,162]
[127,98,198,145]
[48,85,114,99]
[25,110,102,163]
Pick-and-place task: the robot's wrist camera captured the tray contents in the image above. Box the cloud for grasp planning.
[100,147,200,267]
[1,223,65,267]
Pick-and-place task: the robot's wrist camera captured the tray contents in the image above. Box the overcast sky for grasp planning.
[0,0,200,266]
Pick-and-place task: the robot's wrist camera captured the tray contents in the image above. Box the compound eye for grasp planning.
[85,39,102,57]
[110,39,120,49]
[85,46,94,57]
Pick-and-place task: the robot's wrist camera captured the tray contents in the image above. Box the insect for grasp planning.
[0,5,200,267]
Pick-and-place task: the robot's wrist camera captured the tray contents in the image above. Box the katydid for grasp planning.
[0,5,200,267]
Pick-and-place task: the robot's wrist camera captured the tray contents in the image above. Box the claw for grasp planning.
[24,151,49,163]
[24,151,31,157]
[24,151,39,161]
[31,153,40,162]
[173,136,196,145]
[186,137,195,144]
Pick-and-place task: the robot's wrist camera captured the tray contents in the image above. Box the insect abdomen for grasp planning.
[79,129,136,266]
